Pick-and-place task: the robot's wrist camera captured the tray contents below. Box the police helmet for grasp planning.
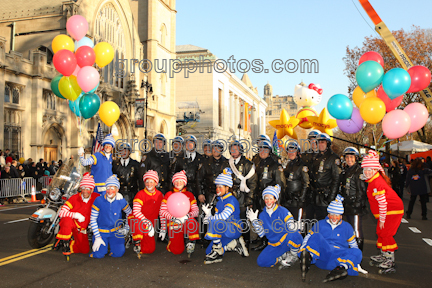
[286,142,301,154]
[307,130,320,139]
[153,133,166,143]
[185,135,197,143]
[343,147,359,157]
[173,136,184,145]
[229,140,244,154]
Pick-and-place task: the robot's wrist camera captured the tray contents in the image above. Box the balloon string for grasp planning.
[76,114,84,176]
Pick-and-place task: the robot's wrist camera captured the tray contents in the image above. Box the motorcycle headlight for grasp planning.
[49,188,61,201]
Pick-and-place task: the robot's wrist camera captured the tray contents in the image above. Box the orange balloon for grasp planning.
[353,86,376,108]
[359,97,386,124]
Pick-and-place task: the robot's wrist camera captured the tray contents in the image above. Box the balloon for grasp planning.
[59,76,82,101]
[53,49,77,76]
[404,103,429,133]
[89,82,99,93]
[99,101,120,127]
[66,15,88,41]
[72,65,80,77]
[75,37,94,51]
[327,94,353,120]
[293,83,323,107]
[76,46,96,68]
[382,110,411,139]
[79,93,101,119]
[382,68,411,99]
[94,42,114,68]
[51,75,66,99]
[69,93,83,117]
[355,61,384,93]
[358,51,384,68]
[407,65,431,93]
[19,157,25,164]
[52,35,75,53]
[359,97,386,124]
[77,66,100,93]
[308,108,338,136]
[336,107,364,134]
[352,86,376,108]
[268,109,300,139]
[166,192,191,218]
[296,107,318,129]
[376,85,403,112]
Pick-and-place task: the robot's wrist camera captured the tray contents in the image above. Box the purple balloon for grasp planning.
[336,107,364,134]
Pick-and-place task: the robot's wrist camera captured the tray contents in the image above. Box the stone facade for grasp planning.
[264,82,298,122]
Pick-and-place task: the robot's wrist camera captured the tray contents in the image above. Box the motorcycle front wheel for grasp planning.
[27,221,55,249]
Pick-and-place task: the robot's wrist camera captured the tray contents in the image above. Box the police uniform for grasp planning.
[197,156,229,204]
[255,156,286,210]
[138,148,171,195]
[112,157,140,205]
[170,150,205,199]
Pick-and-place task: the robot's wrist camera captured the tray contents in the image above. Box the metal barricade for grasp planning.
[39,176,53,190]
[0,177,37,201]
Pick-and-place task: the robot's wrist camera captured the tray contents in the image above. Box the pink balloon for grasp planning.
[66,15,88,41]
[77,66,100,93]
[404,103,429,133]
[53,49,77,76]
[167,193,191,218]
[72,65,80,76]
[359,51,384,69]
[406,65,431,93]
[382,110,411,139]
[377,85,403,112]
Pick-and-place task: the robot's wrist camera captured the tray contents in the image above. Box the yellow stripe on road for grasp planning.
[0,244,53,266]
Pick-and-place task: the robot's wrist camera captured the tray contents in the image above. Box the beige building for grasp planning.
[0,0,177,162]
[264,82,298,122]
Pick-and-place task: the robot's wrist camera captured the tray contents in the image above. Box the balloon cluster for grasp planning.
[51,15,120,126]
[327,51,431,139]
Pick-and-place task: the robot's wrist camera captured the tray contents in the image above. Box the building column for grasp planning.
[0,37,6,149]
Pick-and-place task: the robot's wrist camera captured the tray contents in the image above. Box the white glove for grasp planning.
[73,212,85,223]
[202,204,212,216]
[115,193,123,200]
[92,237,106,252]
[159,230,166,241]
[147,224,155,237]
[118,224,129,236]
[203,216,210,224]
[246,208,259,222]
[78,147,85,157]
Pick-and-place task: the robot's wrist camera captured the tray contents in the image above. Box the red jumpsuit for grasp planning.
[159,188,200,255]
[131,188,163,254]
[366,173,404,252]
[56,192,99,254]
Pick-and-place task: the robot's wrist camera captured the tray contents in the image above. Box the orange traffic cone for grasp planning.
[30,185,38,202]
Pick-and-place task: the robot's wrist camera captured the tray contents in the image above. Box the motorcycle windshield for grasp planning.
[48,158,82,196]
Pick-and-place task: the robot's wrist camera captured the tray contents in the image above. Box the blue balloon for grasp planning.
[69,93,83,117]
[74,37,94,51]
[327,94,353,120]
[355,61,384,93]
[382,68,411,99]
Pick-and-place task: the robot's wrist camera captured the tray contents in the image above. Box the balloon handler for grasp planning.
[54,173,99,261]
[202,168,249,264]
[131,170,163,258]
[247,185,303,270]
[299,195,365,283]
[89,175,132,258]
[79,134,115,194]
[159,171,200,257]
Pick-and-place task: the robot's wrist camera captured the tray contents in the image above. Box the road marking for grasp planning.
[423,238,432,246]
[408,227,421,233]
[401,218,408,223]
[0,244,53,267]
[0,204,40,212]
[4,218,28,224]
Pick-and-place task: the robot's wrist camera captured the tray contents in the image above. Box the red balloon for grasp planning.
[75,46,96,68]
[377,85,403,112]
[406,65,431,93]
[358,51,384,68]
[53,49,77,76]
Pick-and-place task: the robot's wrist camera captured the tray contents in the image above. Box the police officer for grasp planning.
[307,133,341,221]
[169,136,185,188]
[339,147,367,251]
[301,130,320,168]
[202,139,213,159]
[252,134,280,167]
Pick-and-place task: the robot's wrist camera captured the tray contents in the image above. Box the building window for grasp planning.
[4,85,10,103]
[44,90,56,110]
[4,126,21,158]
[218,88,223,127]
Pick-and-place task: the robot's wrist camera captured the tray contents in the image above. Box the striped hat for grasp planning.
[214,168,233,188]
[102,134,115,147]
[80,172,95,189]
[361,150,384,172]
[105,174,120,189]
[327,194,344,215]
[172,170,187,185]
[262,185,281,200]
[143,170,159,184]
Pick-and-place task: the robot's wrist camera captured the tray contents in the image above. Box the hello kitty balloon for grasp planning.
[293,83,323,107]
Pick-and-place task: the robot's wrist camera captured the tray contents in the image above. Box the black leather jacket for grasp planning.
[282,157,310,208]
[339,163,367,215]
[112,157,140,205]
[255,156,286,209]
[137,148,171,194]
[229,156,257,207]
[196,156,229,203]
[170,150,205,198]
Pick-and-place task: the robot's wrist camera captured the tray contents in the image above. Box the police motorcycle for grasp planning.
[27,158,83,249]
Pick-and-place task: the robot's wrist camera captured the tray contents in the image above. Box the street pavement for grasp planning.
[0,197,431,288]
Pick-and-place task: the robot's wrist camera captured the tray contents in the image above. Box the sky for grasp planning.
[176,0,432,114]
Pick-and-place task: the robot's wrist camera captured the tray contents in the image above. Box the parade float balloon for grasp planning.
[293,83,323,107]
[79,93,101,119]
[359,97,386,124]
[77,66,100,93]
[269,109,300,139]
[382,68,411,99]
[53,49,77,76]
[59,75,82,101]
[376,85,403,112]
[51,75,66,99]
[94,42,114,68]
[382,110,411,139]
[352,86,376,108]
[358,51,384,69]
[99,101,120,127]
[75,37,94,51]
[296,107,318,129]
[308,108,338,136]
[19,157,25,164]
[327,94,353,120]
[167,192,190,218]
[355,61,384,93]
[404,103,429,133]
[52,35,75,53]
[406,65,431,93]
[75,46,96,68]
[69,94,83,117]
[336,107,364,134]
[66,15,88,41]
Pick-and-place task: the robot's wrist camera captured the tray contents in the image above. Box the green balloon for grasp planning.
[79,93,101,119]
[51,75,66,99]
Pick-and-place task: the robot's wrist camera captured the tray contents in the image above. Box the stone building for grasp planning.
[264,82,298,122]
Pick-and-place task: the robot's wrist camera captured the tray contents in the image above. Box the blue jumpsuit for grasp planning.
[80,151,113,194]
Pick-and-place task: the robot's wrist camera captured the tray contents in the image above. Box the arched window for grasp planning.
[12,87,19,104]
[160,24,167,47]
[4,85,10,103]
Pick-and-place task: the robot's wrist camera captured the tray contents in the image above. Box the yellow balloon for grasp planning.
[296,107,318,129]
[359,97,386,124]
[99,101,120,127]
[94,42,114,68]
[353,86,376,108]
[19,157,25,164]
[52,35,75,54]
[59,76,82,101]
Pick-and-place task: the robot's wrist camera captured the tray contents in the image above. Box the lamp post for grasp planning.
[238,123,242,140]
[141,79,153,140]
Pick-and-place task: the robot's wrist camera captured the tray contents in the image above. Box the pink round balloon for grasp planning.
[404,102,429,133]
[77,66,100,93]
[377,85,403,112]
[72,65,80,76]
[407,65,431,93]
[358,51,384,69]
[382,110,411,139]
[66,15,88,41]
[167,193,191,218]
